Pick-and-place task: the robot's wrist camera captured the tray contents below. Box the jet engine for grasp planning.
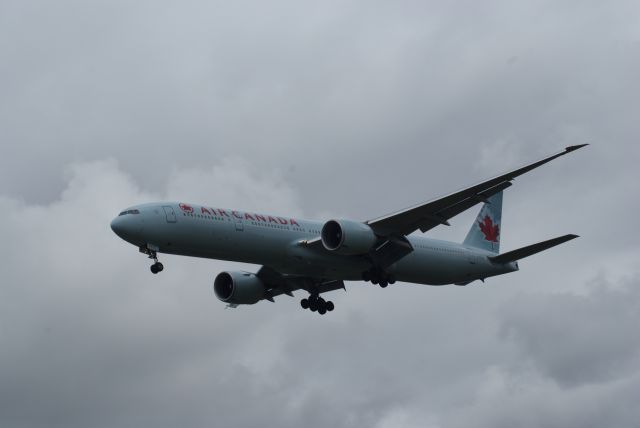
[321,219,378,255]
[213,271,265,305]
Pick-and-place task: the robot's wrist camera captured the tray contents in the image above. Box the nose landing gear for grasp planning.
[150,262,164,274]
[140,245,164,274]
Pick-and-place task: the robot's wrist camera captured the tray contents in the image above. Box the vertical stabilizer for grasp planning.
[463,191,502,253]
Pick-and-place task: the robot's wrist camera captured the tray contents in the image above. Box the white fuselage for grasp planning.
[110,202,518,286]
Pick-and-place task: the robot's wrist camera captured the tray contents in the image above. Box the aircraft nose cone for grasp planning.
[110,216,127,238]
[111,216,141,239]
[111,212,145,244]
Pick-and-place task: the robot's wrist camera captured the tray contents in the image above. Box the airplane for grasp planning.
[111,144,587,315]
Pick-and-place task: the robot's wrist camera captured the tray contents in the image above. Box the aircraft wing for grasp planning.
[366,144,588,236]
[257,265,345,302]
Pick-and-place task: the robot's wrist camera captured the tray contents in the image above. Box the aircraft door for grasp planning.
[163,206,177,223]
[235,219,244,232]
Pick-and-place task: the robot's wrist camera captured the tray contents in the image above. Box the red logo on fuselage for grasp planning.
[179,203,194,213]
[479,215,499,242]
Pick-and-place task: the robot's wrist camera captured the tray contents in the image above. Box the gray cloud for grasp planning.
[2,0,638,215]
[499,278,640,387]
[1,0,639,426]
[0,156,638,428]
[447,368,640,428]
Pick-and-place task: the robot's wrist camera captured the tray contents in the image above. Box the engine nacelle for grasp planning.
[321,219,377,255]
[213,271,265,305]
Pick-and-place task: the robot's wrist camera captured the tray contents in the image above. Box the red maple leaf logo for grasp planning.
[478,215,499,242]
[179,203,194,213]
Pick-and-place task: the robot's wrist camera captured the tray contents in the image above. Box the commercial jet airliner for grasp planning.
[111,145,586,315]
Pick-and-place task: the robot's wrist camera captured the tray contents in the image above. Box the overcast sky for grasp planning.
[1,1,639,427]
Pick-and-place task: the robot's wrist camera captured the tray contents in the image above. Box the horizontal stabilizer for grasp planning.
[489,234,579,264]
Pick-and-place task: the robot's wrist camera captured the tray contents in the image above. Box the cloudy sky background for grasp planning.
[1,1,639,426]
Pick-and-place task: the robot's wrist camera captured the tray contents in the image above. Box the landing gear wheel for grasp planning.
[150,262,164,274]
[303,293,334,314]
[365,266,396,286]
[141,245,165,275]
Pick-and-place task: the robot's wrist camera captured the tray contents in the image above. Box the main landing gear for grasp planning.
[362,268,395,288]
[140,245,164,274]
[300,295,335,315]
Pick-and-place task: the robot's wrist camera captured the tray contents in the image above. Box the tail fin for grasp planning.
[463,191,502,254]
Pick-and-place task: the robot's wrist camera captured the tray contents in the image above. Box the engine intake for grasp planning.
[213,271,265,305]
[321,219,377,255]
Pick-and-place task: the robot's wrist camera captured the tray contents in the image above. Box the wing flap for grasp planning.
[369,235,414,268]
[417,181,513,233]
[315,279,347,294]
[256,266,345,301]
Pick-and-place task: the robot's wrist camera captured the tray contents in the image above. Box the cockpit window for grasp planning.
[118,209,140,216]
